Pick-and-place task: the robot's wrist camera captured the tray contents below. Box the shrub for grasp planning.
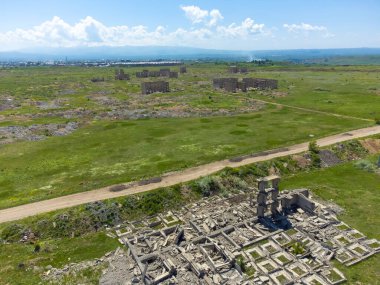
[354,160,376,172]
[194,176,224,197]
[0,224,27,242]
[308,141,320,154]
[375,118,380,125]
[34,244,41,253]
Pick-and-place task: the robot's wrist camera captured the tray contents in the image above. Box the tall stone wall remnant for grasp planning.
[228,66,248,73]
[243,78,278,89]
[141,81,170,94]
[115,69,130,80]
[180,66,187,73]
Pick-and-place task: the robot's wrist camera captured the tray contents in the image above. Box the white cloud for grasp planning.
[283,23,334,39]
[181,5,223,26]
[209,9,224,26]
[217,18,264,38]
[283,23,327,32]
[0,14,268,51]
[181,5,209,24]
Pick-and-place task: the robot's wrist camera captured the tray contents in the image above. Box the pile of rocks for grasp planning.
[0,122,78,144]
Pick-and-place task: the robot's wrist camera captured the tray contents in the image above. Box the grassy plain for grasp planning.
[0,106,369,209]
[0,63,378,209]
[0,232,119,285]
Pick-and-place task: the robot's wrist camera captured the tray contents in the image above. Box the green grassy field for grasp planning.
[0,105,370,209]
[246,67,380,120]
[0,63,378,209]
[0,232,119,285]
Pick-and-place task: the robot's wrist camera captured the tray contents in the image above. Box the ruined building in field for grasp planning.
[136,68,179,79]
[141,81,170,94]
[229,66,248,73]
[213,77,278,93]
[104,175,380,284]
[243,78,278,90]
[179,66,187,73]
[213,78,239,92]
[114,69,130,80]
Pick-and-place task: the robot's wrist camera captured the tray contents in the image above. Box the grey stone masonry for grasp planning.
[114,69,130,80]
[243,78,278,89]
[105,176,379,284]
[228,66,248,73]
[136,68,178,78]
[141,81,170,94]
[179,66,187,73]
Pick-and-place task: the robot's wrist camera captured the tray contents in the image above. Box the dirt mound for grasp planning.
[292,154,311,169]
[360,138,380,154]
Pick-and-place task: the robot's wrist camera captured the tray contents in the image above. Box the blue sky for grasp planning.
[1,0,379,51]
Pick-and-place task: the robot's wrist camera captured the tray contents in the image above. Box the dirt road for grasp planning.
[0,125,379,224]
[230,94,373,122]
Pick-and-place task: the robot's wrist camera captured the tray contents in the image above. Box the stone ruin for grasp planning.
[257,176,315,219]
[243,78,278,90]
[180,66,187,74]
[213,78,240,93]
[213,78,278,93]
[136,68,178,79]
[141,81,170,95]
[229,66,248,73]
[115,69,130,80]
[104,175,379,284]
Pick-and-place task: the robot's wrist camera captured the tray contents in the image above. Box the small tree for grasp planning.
[308,141,321,168]
[308,141,320,154]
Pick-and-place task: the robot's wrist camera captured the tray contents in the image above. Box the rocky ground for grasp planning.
[0,122,78,144]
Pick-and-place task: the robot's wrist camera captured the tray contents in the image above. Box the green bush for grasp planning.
[354,160,376,172]
[308,141,320,154]
[194,176,220,197]
[0,224,26,242]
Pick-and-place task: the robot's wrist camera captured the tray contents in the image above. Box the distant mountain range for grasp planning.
[1,46,380,62]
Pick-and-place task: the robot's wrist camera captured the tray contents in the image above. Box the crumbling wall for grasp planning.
[213,78,239,92]
[141,81,170,94]
[243,78,278,89]
[169,71,178,78]
[228,66,248,73]
[115,69,130,80]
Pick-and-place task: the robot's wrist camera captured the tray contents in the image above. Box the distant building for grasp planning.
[228,66,248,73]
[179,66,187,73]
[114,69,130,80]
[141,81,170,94]
[243,78,278,89]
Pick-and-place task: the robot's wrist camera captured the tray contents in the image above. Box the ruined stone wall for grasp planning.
[229,66,248,73]
[243,78,278,89]
[180,66,187,73]
[115,69,130,80]
[169,71,178,78]
[213,78,239,92]
[136,68,177,78]
[159,68,171,77]
[136,70,149,78]
[141,81,170,94]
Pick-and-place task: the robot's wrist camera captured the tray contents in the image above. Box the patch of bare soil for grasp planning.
[360,138,380,154]
[292,154,311,169]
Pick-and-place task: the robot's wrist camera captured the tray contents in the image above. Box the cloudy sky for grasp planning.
[1,0,379,51]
